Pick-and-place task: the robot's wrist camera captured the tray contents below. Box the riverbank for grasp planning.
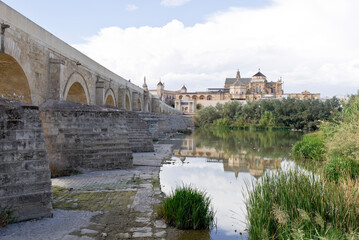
[0,144,176,240]
[246,94,359,239]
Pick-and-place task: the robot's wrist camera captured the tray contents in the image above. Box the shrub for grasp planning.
[49,161,82,178]
[0,207,13,229]
[212,117,231,127]
[157,185,215,230]
[246,169,359,239]
[325,153,359,182]
[292,132,325,160]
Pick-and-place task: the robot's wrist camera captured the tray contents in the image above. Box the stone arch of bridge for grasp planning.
[0,53,32,103]
[63,72,90,104]
[104,88,116,107]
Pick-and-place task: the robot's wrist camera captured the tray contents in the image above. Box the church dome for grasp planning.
[253,71,266,78]
[251,68,267,82]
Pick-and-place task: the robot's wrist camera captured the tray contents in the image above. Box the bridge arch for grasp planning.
[63,72,90,104]
[0,53,32,103]
[104,88,116,106]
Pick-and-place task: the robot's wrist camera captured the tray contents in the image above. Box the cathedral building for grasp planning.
[148,69,320,114]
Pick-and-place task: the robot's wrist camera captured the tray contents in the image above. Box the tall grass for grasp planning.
[157,185,215,230]
[246,169,359,239]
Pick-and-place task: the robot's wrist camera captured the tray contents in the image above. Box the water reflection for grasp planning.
[173,129,301,178]
[160,129,303,239]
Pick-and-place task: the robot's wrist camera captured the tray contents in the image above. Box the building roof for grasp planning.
[225,78,251,86]
[253,71,266,77]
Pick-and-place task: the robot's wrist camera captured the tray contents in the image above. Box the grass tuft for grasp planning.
[246,169,359,239]
[157,185,215,230]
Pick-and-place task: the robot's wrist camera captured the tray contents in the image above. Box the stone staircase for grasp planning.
[40,100,133,170]
[125,111,154,152]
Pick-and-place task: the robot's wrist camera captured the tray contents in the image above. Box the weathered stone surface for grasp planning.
[139,112,193,139]
[0,98,52,221]
[124,111,154,152]
[40,100,133,170]
[0,1,182,116]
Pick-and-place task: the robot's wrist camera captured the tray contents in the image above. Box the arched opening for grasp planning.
[137,98,142,111]
[63,72,90,104]
[207,95,212,100]
[199,95,205,100]
[105,95,115,106]
[0,54,31,103]
[179,95,183,99]
[66,82,88,104]
[192,95,197,100]
[125,94,131,110]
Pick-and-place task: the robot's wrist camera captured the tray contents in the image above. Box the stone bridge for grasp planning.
[0,1,176,114]
[0,2,192,223]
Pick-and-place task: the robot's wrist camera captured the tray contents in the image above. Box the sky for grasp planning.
[3,0,359,97]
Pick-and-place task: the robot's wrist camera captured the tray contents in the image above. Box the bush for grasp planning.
[212,117,231,127]
[293,132,326,160]
[157,185,215,230]
[246,169,359,239]
[49,162,82,178]
[0,207,13,229]
[325,153,359,182]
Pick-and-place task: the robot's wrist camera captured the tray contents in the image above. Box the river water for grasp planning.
[159,128,303,239]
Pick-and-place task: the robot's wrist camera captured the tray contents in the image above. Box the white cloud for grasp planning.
[125,4,138,11]
[74,0,359,97]
[160,0,191,7]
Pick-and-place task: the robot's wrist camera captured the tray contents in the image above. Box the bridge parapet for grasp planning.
[0,1,178,115]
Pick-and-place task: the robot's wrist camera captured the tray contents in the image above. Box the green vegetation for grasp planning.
[157,185,215,230]
[246,95,359,239]
[195,98,341,131]
[0,207,13,229]
[293,94,359,181]
[292,132,326,160]
[246,169,359,239]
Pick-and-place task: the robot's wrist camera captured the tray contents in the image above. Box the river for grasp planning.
[159,128,303,239]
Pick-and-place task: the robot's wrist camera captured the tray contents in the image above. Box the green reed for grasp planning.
[157,185,215,230]
[246,169,359,239]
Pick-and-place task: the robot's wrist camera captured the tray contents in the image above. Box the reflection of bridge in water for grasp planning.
[173,136,282,178]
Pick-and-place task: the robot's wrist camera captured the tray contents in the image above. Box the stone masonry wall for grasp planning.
[124,111,154,152]
[138,113,193,139]
[0,98,52,221]
[40,100,133,170]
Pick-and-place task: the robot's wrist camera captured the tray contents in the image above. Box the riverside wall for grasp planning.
[0,98,192,222]
[0,98,52,221]
[39,100,134,170]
